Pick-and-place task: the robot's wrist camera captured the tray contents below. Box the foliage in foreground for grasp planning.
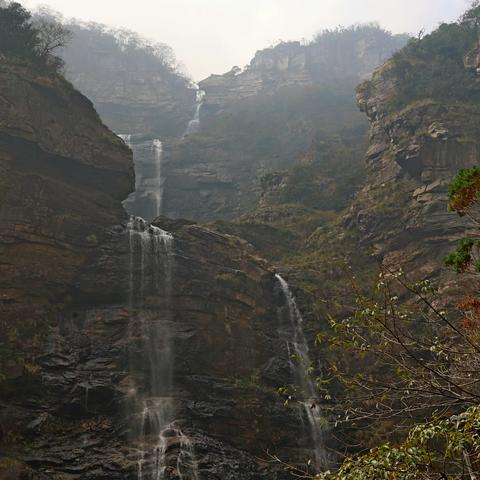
[310,162,480,476]
[444,167,480,273]
[316,406,480,480]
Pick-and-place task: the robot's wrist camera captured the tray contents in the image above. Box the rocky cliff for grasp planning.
[161,26,408,223]
[200,28,408,111]
[60,22,197,137]
[0,54,325,479]
[352,48,480,278]
[0,58,133,377]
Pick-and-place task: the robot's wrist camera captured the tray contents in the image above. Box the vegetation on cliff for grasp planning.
[308,165,480,478]
[316,406,480,479]
[53,11,196,136]
[0,1,70,71]
[390,3,480,106]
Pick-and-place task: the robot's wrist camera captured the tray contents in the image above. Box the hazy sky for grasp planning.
[23,0,470,80]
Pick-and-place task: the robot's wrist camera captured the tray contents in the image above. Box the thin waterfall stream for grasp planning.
[120,136,165,221]
[127,216,198,480]
[276,274,326,469]
[184,89,205,137]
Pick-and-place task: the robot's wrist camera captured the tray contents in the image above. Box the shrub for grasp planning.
[0,2,70,72]
[448,166,480,214]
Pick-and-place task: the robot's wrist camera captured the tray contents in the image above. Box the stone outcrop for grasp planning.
[200,42,311,108]
[352,59,479,275]
[162,28,408,223]
[0,57,323,479]
[61,23,197,137]
[0,59,132,350]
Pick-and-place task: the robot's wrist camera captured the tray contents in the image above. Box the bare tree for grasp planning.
[35,18,72,59]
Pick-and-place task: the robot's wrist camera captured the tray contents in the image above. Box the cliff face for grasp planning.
[352,58,479,277]
[162,27,408,223]
[2,218,319,479]
[0,60,133,374]
[0,57,322,479]
[200,30,408,111]
[61,23,197,137]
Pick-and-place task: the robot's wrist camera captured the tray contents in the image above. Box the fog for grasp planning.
[23,0,470,80]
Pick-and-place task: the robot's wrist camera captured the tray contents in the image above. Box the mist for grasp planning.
[23,0,469,80]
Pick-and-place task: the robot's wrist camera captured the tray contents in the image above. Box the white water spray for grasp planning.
[127,216,198,480]
[275,274,326,469]
[184,90,205,137]
[120,137,165,221]
[151,139,163,219]
[119,133,133,147]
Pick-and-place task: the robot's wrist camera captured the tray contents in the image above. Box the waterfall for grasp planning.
[184,90,205,137]
[275,274,326,469]
[119,133,133,148]
[127,216,198,480]
[120,137,165,221]
[152,139,163,219]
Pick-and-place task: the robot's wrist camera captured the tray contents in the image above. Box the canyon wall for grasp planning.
[0,58,133,363]
[0,55,323,479]
[352,58,479,278]
[161,27,409,222]
[61,23,197,138]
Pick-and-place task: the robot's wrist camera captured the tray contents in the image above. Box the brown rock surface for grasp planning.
[0,59,133,374]
[352,60,479,276]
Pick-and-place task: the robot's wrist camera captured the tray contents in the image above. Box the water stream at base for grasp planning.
[275,274,326,469]
[127,216,198,480]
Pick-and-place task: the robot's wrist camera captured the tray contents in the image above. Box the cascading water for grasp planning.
[119,133,133,148]
[127,216,198,480]
[151,139,163,219]
[120,137,165,221]
[184,89,205,137]
[275,274,326,469]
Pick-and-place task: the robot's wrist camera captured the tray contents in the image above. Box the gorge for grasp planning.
[2,2,480,479]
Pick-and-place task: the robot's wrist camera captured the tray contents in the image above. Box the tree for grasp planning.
[0,2,71,71]
[309,167,480,478]
[316,406,480,480]
[34,17,72,69]
[0,2,39,60]
[318,269,480,429]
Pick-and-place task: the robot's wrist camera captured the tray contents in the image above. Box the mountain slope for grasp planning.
[54,16,197,137]
[162,26,409,222]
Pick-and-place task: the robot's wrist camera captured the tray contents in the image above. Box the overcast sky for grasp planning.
[23,0,470,80]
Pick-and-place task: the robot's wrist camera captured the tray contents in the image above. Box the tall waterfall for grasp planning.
[151,139,163,219]
[275,274,326,469]
[120,137,165,221]
[184,90,205,137]
[127,216,198,480]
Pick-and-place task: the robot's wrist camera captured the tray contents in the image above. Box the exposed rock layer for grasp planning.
[0,60,132,340]
[162,30,408,222]
[61,23,197,137]
[2,218,321,479]
[0,59,321,479]
[352,59,479,276]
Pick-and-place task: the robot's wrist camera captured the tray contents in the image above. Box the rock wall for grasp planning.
[0,59,133,353]
[1,216,323,479]
[200,30,409,112]
[162,28,408,223]
[61,23,197,137]
[352,59,479,276]
[0,59,322,479]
